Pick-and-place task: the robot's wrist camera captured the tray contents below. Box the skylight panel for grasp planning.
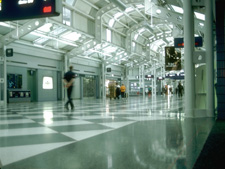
[114,12,123,19]
[154,39,165,46]
[37,23,52,33]
[106,29,111,42]
[150,44,158,52]
[194,12,205,20]
[136,4,144,9]
[125,7,134,13]
[61,32,81,41]
[51,27,67,36]
[33,37,48,44]
[138,28,145,34]
[103,46,117,53]
[109,18,115,27]
[134,34,138,40]
[171,5,183,14]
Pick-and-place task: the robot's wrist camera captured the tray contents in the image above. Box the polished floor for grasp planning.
[0,96,214,169]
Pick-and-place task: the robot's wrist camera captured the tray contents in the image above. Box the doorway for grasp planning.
[83,75,96,98]
[27,69,37,102]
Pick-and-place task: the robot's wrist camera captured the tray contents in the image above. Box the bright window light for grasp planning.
[109,18,115,27]
[114,12,123,19]
[61,32,81,41]
[51,27,67,36]
[136,4,144,8]
[150,44,158,52]
[63,7,71,26]
[134,34,138,40]
[154,39,165,46]
[106,29,111,42]
[132,42,135,47]
[125,7,134,13]
[138,28,145,34]
[33,37,48,44]
[195,12,205,20]
[171,5,183,14]
[156,9,161,14]
[199,23,204,27]
[43,77,53,89]
[103,46,117,53]
[37,23,52,33]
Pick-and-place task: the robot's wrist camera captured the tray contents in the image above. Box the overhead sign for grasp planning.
[0,0,62,21]
[174,37,203,48]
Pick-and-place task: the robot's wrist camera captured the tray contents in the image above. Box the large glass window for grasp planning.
[106,29,111,42]
[63,7,71,26]
[43,76,53,89]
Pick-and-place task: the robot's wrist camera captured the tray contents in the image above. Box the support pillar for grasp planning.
[125,67,129,98]
[139,65,145,97]
[184,0,195,117]
[0,46,7,107]
[102,61,106,100]
[153,67,156,96]
[205,0,215,117]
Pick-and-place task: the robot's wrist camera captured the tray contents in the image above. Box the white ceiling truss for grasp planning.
[0,0,207,70]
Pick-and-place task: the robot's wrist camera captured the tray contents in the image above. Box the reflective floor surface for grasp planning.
[0,96,215,169]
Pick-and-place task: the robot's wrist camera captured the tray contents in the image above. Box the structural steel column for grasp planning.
[183,0,195,117]
[102,61,106,100]
[125,67,129,98]
[205,0,215,117]
[63,55,68,101]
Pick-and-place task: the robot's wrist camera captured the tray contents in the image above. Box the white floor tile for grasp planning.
[0,119,35,125]
[73,115,113,120]
[62,129,112,141]
[25,114,66,119]
[99,121,136,129]
[0,142,74,166]
[0,127,57,137]
[124,116,175,121]
[39,119,92,126]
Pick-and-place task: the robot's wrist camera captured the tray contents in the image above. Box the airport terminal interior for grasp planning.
[0,0,224,169]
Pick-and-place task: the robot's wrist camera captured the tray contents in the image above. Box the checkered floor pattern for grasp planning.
[0,96,184,167]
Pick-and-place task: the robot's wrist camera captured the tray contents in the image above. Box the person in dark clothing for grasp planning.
[63,65,75,110]
[178,82,183,98]
[115,83,120,99]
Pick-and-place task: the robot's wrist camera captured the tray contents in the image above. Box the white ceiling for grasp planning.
[0,0,207,70]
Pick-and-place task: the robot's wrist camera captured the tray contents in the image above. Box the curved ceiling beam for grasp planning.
[0,18,47,45]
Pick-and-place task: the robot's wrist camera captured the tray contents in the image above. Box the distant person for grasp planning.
[115,83,121,99]
[120,84,126,98]
[178,82,183,98]
[63,65,75,110]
